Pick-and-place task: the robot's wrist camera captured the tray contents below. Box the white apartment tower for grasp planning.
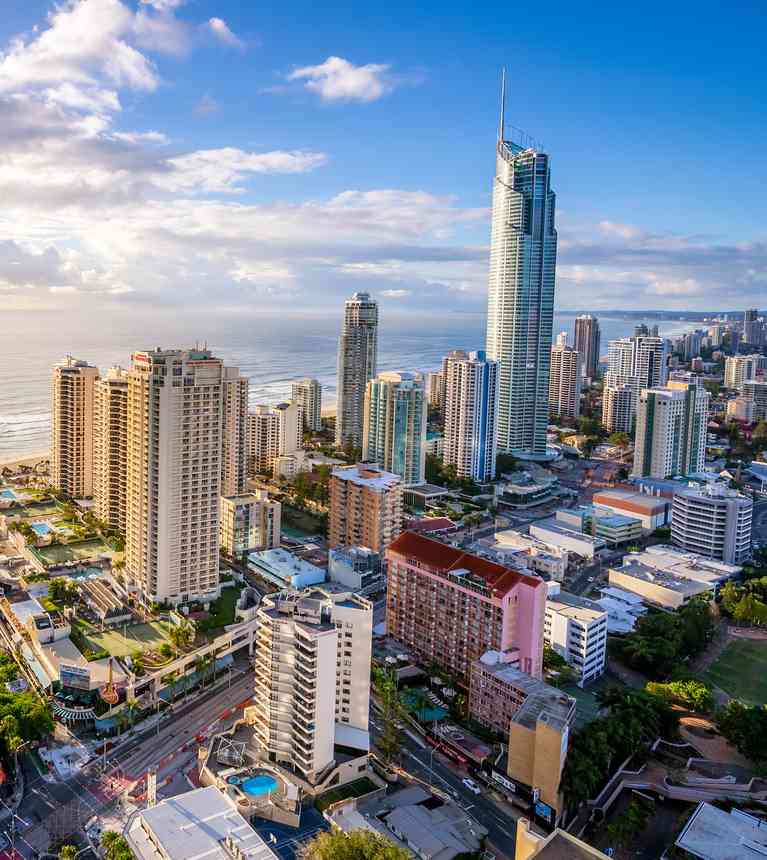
[51,356,99,499]
[335,293,378,449]
[602,330,668,432]
[574,314,601,381]
[724,354,763,390]
[632,379,709,479]
[219,491,281,557]
[363,372,427,486]
[221,367,249,497]
[442,350,499,483]
[247,401,302,476]
[291,378,322,433]
[125,348,224,605]
[252,588,372,785]
[93,367,129,530]
[549,332,582,420]
[544,589,607,688]
[485,85,557,457]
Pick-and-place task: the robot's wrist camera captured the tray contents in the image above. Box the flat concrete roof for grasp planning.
[675,801,767,859]
[546,591,607,625]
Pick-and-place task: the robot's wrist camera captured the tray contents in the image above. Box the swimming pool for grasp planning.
[0,489,17,501]
[241,775,278,796]
[31,522,53,537]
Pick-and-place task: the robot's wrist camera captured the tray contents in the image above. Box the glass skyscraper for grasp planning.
[485,109,557,457]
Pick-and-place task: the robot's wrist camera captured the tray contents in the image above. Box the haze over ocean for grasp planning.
[0,311,697,463]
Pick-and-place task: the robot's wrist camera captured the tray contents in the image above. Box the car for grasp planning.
[462,777,481,795]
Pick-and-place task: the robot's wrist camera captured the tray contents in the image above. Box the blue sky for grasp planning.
[0,0,764,319]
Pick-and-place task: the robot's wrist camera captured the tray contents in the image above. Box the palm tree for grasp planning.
[59,845,78,860]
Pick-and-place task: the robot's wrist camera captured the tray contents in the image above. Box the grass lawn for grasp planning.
[315,777,380,812]
[199,585,245,633]
[282,504,325,536]
[83,620,173,657]
[36,538,111,564]
[703,639,767,705]
[11,501,62,518]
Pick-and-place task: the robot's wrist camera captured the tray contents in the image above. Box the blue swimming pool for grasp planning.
[241,775,278,796]
[31,522,52,537]
[0,489,17,501]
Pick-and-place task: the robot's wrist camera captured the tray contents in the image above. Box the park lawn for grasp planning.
[315,777,380,812]
[36,538,112,564]
[703,639,767,706]
[83,620,173,657]
[199,585,245,633]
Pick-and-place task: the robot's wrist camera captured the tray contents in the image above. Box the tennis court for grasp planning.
[84,620,173,657]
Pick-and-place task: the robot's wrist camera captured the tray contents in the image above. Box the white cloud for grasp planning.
[206,17,244,50]
[381,289,411,298]
[289,56,392,103]
[194,93,218,115]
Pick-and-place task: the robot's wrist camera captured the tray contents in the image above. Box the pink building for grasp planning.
[385,532,546,685]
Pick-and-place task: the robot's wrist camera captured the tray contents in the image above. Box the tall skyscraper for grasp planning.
[573,314,601,381]
[743,309,764,348]
[335,292,378,449]
[125,348,224,605]
[486,85,557,457]
[221,367,249,497]
[291,378,322,433]
[549,332,582,420]
[632,378,709,479]
[440,350,469,413]
[93,367,129,530]
[602,332,668,432]
[362,371,427,486]
[51,356,99,499]
[442,350,499,483]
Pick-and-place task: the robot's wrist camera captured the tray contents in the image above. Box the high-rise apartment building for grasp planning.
[252,587,372,786]
[386,531,546,684]
[363,372,427,486]
[672,483,753,565]
[219,491,281,557]
[724,354,763,390]
[574,314,601,381]
[291,378,322,433]
[426,371,443,410]
[602,331,668,432]
[632,379,709,479]
[743,309,764,348]
[442,350,499,483]
[544,589,607,688]
[93,367,129,530]
[548,332,582,420]
[221,367,249,497]
[51,356,99,499]
[439,350,469,413]
[742,381,767,421]
[485,108,557,457]
[125,348,224,605]
[602,384,635,435]
[335,292,378,448]
[247,401,302,476]
[328,464,402,554]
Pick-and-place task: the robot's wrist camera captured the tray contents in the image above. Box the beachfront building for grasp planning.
[329,464,403,554]
[671,483,753,564]
[51,356,99,498]
[221,367,249,497]
[386,531,546,684]
[574,314,601,382]
[291,378,322,433]
[219,491,281,558]
[124,348,224,605]
[363,372,427,486]
[93,366,128,530]
[336,292,378,448]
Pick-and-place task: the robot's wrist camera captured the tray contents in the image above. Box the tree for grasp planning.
[299,831,410,860]
[716,700,767,765]
[645,680,714,713]
[101,831,134,860]
[59,846,79,860]
[752,421,767,453]
[372,667,403,763]
[608,432,631,449]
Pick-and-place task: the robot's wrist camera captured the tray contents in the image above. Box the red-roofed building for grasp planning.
[385,532,545,685]
[405,517,459,536]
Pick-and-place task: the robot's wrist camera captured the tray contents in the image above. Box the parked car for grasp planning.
[462,777,481,795]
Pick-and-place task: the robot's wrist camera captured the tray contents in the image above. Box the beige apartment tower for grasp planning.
[51,356,99,498]
[549,332,582,420]
[93,367,129,530]
[247,401,303,476]
[125,348,225,605]
[291,378,322,433]
[329,464,403,554]
[221,367,249,497]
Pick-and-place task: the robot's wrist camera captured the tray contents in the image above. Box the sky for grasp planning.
[0,0,765,323]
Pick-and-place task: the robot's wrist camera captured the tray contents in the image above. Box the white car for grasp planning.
[462,777,481,795]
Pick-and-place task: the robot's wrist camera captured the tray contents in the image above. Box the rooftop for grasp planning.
[128,786,277,860]
[387,531,543,597]
[331,463,402,491]
[675,801,767,859]
[611,560,709,596]
[628,546,741,583]
[546,591,606,624]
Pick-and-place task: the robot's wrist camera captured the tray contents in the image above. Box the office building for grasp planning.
[386,531,546,683]
[554,505,643,546]
[672,482,753,564]
[51,356,99,499]
[548,332,581,420]
[743,308,764,348]
[93,367,128,530]
[252,587,372,786]
[591,489,670,532]
[335,292,378,448]
[724,354,762,390]
[219,491,281,558]
[632,380,709,479]
[574,314,601,381]
[327,546,383,596]
[221,367,249,497]
[602,331,668,432]
[363,372,427,486]
[544,587,607,687]
[485,100,557,458]
[442,350,499,483]
[291,378,322,433]
[329,464,403,554]
[124,348,224,605]
[247,401,302,476]
[741,380,767,420]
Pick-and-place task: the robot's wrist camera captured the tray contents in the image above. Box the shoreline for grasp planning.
[0,452,50,471]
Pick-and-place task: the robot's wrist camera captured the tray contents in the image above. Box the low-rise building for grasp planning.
[220,492,281,558]
[488,529,568,581]
[674,800,767,859]
[596,586,648,634]
[544,586,607,687]
[529,517,605,560]
[497,471,560,510]
[247,548,325,590]
[555,506,642,546]
[327,546,383,596]
[591,489,670,532]
[515,819,610,860]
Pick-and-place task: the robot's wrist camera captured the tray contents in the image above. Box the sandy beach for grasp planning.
[0,452,50,471]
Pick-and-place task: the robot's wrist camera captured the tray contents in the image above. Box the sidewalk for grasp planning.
[0,754,26,825]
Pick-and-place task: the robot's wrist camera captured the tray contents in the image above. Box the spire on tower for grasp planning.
[498,67,506,142]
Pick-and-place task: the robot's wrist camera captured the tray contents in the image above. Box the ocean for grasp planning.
[0,311,697,463]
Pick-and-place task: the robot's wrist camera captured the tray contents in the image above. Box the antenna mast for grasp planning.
[498,67,507,143]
